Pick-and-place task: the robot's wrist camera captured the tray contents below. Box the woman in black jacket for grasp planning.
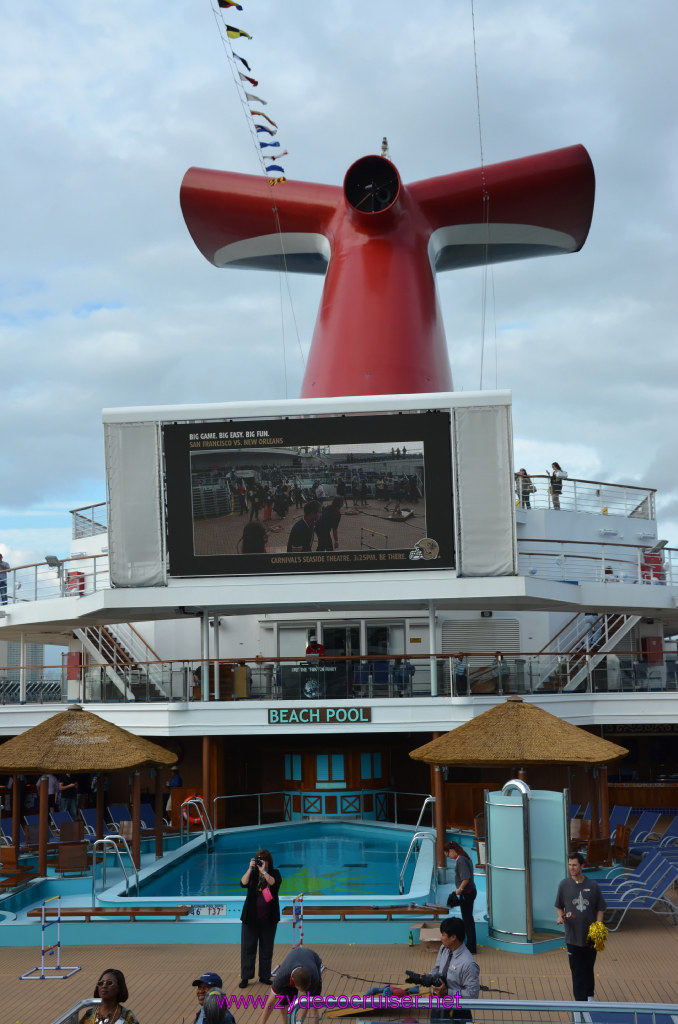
[239,848,282,988]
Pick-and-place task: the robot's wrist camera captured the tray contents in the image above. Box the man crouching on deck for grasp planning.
[406,917,479,1022]
[259,947,323,1024]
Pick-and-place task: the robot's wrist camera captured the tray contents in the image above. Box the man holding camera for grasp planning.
[406,917,479,1021]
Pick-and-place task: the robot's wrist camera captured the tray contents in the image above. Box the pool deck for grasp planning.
[4,906,678,1024]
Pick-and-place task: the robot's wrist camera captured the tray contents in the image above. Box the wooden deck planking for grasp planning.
[2,909,678,1024]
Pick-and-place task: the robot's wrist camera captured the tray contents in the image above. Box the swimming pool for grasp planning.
[111,821,435,906]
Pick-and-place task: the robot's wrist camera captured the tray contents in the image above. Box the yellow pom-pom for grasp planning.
[587,921,608,951]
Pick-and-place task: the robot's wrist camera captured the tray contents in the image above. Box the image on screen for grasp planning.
[163,411,453,576]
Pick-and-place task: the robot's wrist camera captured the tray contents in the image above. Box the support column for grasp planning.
[599,765,610,839]
[132,771,141,868]
[38,775,49,877]
[589,767,600,840]
[19,633,27,704]
[96,776,104,840]
[428,601,437,696]
[202,736,211,822]
[12,772,20,859]
[155,769,165,859]
[432,762,445,875]
[214,617,220,701]
[201,611,210,700]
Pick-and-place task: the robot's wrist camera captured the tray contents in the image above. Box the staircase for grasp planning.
[76,623,169,700]
[538,611,640,692]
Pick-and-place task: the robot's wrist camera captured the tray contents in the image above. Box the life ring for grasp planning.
[182,793,203,826]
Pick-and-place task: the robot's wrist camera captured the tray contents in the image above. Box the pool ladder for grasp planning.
[180,796,215,851]
[398,830,435,894]
[91,835,139,903]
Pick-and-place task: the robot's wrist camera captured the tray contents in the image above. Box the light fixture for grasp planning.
[649,539,668,553]
[45,555,62,568]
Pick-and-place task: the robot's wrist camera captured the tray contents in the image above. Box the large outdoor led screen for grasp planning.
[163,410,454,576]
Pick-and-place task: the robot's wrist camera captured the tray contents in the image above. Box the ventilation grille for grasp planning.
[441,618,521,653]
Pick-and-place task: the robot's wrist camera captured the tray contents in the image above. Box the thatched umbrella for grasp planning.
[410,696,628,864]
[0,706,175,874]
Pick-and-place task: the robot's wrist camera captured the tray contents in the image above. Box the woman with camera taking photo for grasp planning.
[239,848,282,989]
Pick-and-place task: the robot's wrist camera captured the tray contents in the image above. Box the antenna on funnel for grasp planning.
[380,136,390,158]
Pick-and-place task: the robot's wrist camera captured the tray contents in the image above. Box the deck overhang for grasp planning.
[2,574,678,643]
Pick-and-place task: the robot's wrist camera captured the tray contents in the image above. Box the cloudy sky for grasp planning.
[1,0,677,569]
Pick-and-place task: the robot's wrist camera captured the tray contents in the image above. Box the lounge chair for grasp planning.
[24,814,61,846]
[80,807,117,837]
[597,850,672,896]
[0,818,28,849]
[139,803,171,830]
[607,805,632,834]
[603,855,678,931]
[629,815,678,855]
[107,804,132,831]
[628,810,662,844]
[569,803,581,819]
[50,809,75,833]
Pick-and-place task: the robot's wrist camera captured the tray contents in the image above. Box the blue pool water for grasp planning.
[133,821,432,901]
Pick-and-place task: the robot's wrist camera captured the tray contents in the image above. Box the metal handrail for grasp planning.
[290,998,678,1024]
[398,829,434,895]
[91,835,139,902]
[415,794,435,828]
[180,797,214,850]
[50,999,101,1024]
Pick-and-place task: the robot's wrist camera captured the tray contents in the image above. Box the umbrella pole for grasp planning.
[155,771,164,859]
[12,772,20,860]
[132,771,141,869]
[96,776,104,840]
[589,766,600,840]
[599,765,610,839]
[38,775,48,877]
[432,761,445,875]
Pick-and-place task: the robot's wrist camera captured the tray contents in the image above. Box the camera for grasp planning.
[405,971,440,988]
[256,858,264,867]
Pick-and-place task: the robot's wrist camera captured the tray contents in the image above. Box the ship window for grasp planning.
[360,752,383,780]
[284,754,301,781]
[317,754,344,782]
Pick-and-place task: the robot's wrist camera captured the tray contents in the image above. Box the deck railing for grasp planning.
[2,649,677,705]
[515,474,655,517]
[2,538,677,608]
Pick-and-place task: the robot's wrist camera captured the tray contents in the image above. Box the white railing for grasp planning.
[518,539,676,585]
[515,474,655,517]
[2,553,110,604]
[70,501,107,539]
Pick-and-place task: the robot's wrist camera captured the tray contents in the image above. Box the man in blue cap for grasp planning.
[192,972,223,1024]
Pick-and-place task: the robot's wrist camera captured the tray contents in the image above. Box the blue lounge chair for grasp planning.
[569,803,581,819]
[603,855,678,930]
[139,803,170,830]
[80,808,116,837]
[628,810,662,844]
[597,850,672,896]
[107,804,132,831]
[629,815,678,855]
[24,815,60,846]
[581,803,591,820]
[50,809,74,833]
[607,805,632,834]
